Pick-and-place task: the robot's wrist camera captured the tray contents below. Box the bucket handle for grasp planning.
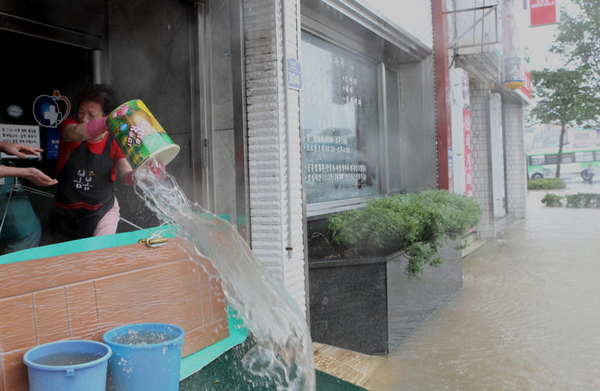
[66,368,75,377]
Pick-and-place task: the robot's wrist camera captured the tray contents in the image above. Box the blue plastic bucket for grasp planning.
[103,323,185,391]
[23,340,112,391]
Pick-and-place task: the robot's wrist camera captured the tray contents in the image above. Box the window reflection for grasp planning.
[301,32,380,204]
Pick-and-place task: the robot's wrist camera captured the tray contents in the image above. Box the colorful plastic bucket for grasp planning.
[23,340,112,391]
[105,99,180,170]
[103,323,185,391]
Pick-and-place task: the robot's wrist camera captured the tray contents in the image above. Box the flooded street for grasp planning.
[366,179,600,391]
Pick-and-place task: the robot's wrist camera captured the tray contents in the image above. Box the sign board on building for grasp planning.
[46,128,59,159]
[448,147,454,193]
[519,68,532,100]
[449,68,471,197]
[463,109,473,197]
[530,0,559,27]
[502,0,524,90]
[287,58,302,90]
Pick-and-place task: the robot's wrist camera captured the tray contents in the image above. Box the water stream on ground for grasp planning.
[134,163,315,391]
[365,180,600,391]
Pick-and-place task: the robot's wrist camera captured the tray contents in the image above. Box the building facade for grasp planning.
[1,0,446,319]
[444,0,529,239]
[1,1,531,356]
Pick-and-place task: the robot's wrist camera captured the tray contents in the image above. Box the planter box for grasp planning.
[309,238,462,355]
[309,256,388,355]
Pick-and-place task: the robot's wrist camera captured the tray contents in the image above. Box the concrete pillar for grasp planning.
[504,100,528,219]
[470,78,496,239]
[242,0,307,314]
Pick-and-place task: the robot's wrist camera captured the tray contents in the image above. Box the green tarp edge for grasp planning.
[0,225,177,265]
[180,307,248,380]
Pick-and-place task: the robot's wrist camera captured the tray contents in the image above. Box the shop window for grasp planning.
[301,32,380,205]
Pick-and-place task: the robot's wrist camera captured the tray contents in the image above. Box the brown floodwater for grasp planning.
[366,180,600,391]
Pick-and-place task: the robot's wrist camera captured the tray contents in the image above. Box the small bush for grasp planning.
[541,193,564,207]
[565,193,600,208]
[541,193,600,208]
[528,178,566,190]
[327,190,481,277]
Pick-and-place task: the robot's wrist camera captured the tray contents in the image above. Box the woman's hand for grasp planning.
[0,141,43,158]
[0,166,57,187]
[21,167,58,187]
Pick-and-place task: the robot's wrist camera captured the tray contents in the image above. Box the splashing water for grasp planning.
[134,161,316,391]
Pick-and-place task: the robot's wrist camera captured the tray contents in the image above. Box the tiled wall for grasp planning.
[468,77,527,239]
[0,239,228,391]
[243,0,307,315]
[503,99,527,219]
[470,78,496,239]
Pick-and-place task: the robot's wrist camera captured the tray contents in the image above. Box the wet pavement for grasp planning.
[363,178,600,391]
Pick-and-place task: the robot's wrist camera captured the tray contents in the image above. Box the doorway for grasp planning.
[0,29,93,246]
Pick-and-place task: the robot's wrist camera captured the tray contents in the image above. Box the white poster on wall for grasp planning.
[450,68,472,196]
[0,124,41,159]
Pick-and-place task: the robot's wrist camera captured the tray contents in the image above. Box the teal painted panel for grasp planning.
[0,214,229,265]
[0,225,176,265]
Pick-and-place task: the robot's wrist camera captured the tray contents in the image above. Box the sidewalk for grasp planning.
[460,230,488,258]
[313,343,385,389]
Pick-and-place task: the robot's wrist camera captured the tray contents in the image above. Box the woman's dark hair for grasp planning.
[75,84,117,115]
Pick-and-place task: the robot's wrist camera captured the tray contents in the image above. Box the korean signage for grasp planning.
[301,32,380,205]
[519,68,532,100]
[447,147,454,194]
[287,58,302,90]
[502,0,524,90]
[0,124,41,159]
[463,109,474,198]
[530,0,559,27]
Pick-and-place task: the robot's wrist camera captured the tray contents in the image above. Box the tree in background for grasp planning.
[551,0,600,89]
[531,68,598,178]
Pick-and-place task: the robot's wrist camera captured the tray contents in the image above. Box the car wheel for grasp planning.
[531,173,543,180]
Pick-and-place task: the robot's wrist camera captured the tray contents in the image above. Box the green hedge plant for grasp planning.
[327,190,481,277]
[528,178,566,190]
[565,193,600,208]
[541,193,600,208]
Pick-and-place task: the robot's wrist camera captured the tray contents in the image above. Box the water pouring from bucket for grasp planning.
[106,101,316,390]
[132,168,316,390]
